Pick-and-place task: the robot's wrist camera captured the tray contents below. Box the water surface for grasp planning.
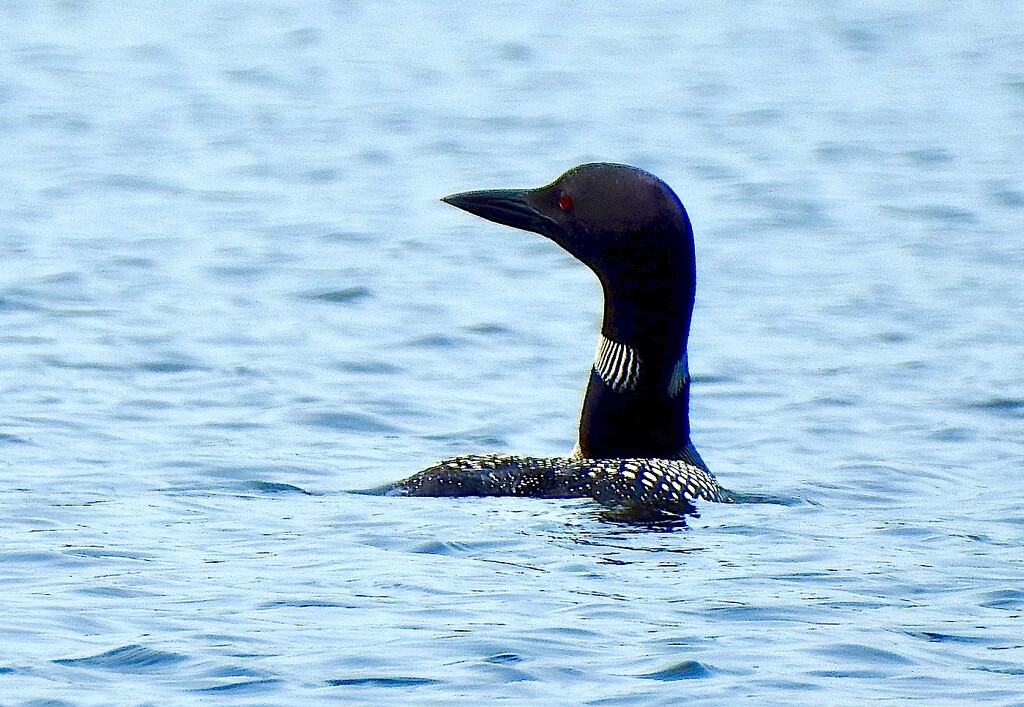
[2,1,1023,703]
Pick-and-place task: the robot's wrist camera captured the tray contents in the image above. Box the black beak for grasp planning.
[442,188,562,240]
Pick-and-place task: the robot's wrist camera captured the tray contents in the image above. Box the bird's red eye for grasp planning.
[557,193,574,212]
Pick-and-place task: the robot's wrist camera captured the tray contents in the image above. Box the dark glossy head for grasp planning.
[442,163,693,280]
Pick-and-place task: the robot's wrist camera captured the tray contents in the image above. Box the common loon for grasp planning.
[385,163,732,514]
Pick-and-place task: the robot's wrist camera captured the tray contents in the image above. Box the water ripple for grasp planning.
[299,286,373,304]
[193,678,282,693]
[326,677,442,688]
[54,644,186,673]
[300,411,404,434]
[969,398,1024,418]
[641,660,714,680]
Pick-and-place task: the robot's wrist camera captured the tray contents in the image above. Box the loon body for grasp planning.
[387,163,731,514]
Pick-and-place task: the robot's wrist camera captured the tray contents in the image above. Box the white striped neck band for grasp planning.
[668,352,690,398]
[593,334,641,392]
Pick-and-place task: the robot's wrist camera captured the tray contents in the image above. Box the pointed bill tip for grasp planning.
[440,189,505,211]
[440,188,561,239]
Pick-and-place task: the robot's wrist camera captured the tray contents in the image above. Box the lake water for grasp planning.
[2,1,1023,703]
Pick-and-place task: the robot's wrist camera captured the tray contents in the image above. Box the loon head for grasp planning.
[442,163,693,294]
[443,163,696,351]
[443,163,700,460]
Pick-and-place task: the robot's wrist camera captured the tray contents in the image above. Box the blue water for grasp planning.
[2,1,1023,703]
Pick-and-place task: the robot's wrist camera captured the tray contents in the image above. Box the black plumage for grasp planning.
[383,164,732,514]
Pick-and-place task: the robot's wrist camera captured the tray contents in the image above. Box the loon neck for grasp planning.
[602,279,693,361]
[576,246,697,460]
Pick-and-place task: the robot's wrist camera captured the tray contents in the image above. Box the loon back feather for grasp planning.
[392,454,731,512]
